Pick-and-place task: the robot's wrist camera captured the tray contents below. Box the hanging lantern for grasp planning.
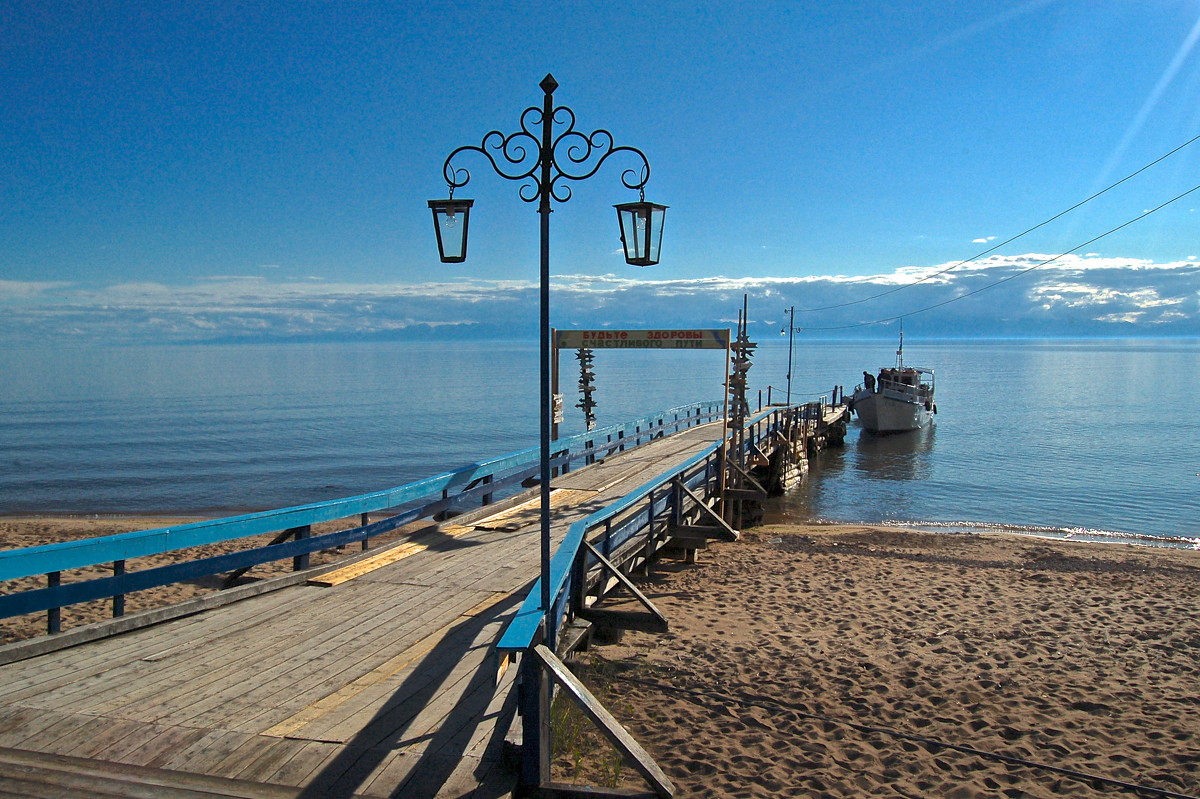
[614,200,667,266]
[427,198,474,263]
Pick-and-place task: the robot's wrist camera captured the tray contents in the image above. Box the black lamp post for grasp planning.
[428,74,664,648]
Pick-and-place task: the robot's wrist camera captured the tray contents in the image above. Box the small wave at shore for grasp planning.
[883,519,1200,550]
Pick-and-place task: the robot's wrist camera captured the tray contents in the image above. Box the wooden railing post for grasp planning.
[518,648,551,789]
[643,491,657,574]
[292,526,312,571]
[112,560,125,618]
[571,537,588,617]
[47,571,61,634]
[360,513,370,551]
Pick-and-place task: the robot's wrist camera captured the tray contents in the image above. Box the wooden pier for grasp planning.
[0,402,848,798]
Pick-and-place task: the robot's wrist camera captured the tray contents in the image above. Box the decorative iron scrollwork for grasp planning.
[441,98,651,206]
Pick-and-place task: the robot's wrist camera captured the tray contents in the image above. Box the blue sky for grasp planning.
[2,0,1199,342]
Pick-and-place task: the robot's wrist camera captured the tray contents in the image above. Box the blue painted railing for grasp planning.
[496,404,805,793]
[496,404,795,655]
[496,443,722,654]
[0,401,723,626]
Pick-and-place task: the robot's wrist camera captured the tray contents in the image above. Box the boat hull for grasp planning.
[850,390,933,434]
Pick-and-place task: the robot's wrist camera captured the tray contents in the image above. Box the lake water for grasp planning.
[0,338,1196,546]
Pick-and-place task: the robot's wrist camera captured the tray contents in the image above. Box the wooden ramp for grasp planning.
[0,423,723,798]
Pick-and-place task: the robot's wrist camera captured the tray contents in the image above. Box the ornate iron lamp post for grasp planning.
[428,74,665,643]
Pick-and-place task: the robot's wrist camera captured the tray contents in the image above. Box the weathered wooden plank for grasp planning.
[365,751,490,799]
[234,591,507,737]
[157,728,251,773]
[553,432,717,494]
[307,523,480,587]
[364,643,509,798]
[78,720,175,764]
[71,581,429,721]
[0,706,45,748]
[0,770,152,799]
[34,712,121,759]
[144,610,437,727]
[2,587,306,711]
[228,590,507,735]
[468,489,599,531]
[296,618,508,749]
[279,594,515,745]
[0,745,312,798]
[366,527,540,589]
[206,735,297,782]
[229,736,314,784]
[2,708,95,753]
[389,530,542,593]
[264,740,343,788]
[0,585,302,697]
[115,725,211,769]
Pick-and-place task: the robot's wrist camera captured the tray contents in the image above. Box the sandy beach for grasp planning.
[560,524,1200,798]
[4,517,1199,796]
[0,515,402,645]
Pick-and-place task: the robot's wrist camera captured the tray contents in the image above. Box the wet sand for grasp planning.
[563,524,1200,798]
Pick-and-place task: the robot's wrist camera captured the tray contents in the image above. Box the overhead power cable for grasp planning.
[793,131,1200,313]
[801,181,1200,331]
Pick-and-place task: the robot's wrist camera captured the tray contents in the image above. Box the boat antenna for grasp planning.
[895,318,904,369]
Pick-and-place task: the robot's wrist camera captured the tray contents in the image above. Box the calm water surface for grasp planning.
[0,338,1195,545]
[766,338,1199,545]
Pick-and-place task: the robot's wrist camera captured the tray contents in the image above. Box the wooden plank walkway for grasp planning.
[0,422,724,799]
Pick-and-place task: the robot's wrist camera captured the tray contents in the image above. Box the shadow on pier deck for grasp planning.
[0,423,731,798]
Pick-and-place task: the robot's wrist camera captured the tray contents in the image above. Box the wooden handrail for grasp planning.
[0,401,724,627]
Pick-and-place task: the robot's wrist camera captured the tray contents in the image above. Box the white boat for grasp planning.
[848,333,936,434]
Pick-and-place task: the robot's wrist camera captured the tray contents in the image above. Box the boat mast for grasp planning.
[895,318,904,369]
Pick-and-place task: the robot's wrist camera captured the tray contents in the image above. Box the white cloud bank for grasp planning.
[1,254,1197,344]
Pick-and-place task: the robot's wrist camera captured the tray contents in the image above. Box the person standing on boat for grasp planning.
[863,371,876,392]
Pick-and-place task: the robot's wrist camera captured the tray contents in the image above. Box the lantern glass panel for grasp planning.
[614,201,668,267]
[428,198,473,263]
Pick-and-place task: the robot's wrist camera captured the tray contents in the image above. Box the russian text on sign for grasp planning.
[555,329,730,350]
